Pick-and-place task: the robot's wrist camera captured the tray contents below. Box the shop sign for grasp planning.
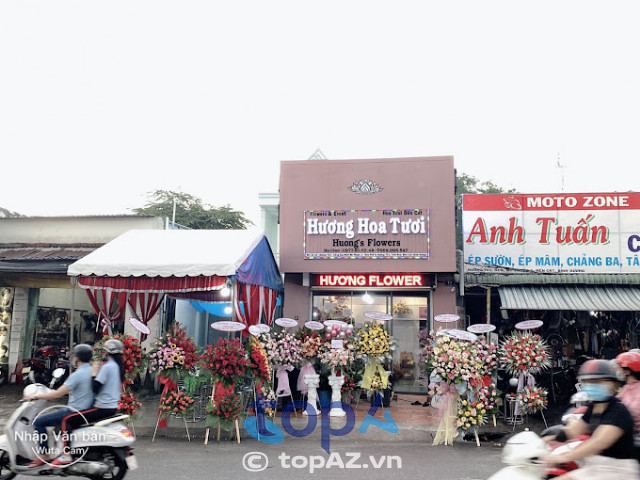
[313,273,428,288]
[304,209,430,259]
[462,193,640,274]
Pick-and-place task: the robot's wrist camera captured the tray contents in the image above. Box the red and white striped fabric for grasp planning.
[128,292,165,342]
[261,287,278,326]
[85,289,128,337]
[234,283,261,337]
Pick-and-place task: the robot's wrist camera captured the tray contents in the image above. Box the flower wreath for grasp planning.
[499,330,551,376]
[517,386,548,415]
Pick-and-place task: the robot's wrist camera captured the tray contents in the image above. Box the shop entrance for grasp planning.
[312,291,429,393]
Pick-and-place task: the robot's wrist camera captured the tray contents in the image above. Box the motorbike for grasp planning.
[487,430,586,480]
[21,345,60,386]
[0,369,137,480]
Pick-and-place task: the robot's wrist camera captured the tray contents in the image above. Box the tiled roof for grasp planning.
[0,245,98,262]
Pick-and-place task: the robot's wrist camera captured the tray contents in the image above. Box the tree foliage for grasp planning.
[132,190,253,230]
[455,172,516,249]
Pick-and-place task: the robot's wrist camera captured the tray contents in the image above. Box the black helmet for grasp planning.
[104,339,124,355]
[578,359,619,382]
[72,344,93,363]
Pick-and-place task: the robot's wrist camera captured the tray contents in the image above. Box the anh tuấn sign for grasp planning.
[462,192,640,274]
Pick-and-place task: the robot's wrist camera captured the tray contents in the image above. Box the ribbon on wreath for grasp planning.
[276,365,294,397]
[297,362,316,395]
[360,358,388,391]
[514,372,536,416]
[432,383,460,446]
[213,380,235,400]
[156,375,177,429]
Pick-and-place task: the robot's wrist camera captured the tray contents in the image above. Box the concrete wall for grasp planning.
[0,215,165,244]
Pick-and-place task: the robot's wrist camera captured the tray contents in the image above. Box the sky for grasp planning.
[1,1,639,225]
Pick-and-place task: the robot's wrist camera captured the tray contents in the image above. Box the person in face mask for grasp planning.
[615,351,640,435]
[544,359,639,480]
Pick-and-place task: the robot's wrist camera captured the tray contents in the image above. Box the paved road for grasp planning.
[46,437,501,480]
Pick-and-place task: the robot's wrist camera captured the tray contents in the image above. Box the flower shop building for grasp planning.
[279,156,459,393]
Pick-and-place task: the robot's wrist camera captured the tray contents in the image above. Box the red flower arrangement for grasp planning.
[205,393,245,431]
[95,333,147,385]
[200,338,250,387]
[118,387,143,418]
[341,375,357,401]
[245,336,271,386]
[499,331,551,375]
[517,386,548,415]
[158,390,195,420]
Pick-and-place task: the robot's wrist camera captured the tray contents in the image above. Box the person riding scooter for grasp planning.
[25,343,95,468]
[543,359,639,479]
[615,351,640,435]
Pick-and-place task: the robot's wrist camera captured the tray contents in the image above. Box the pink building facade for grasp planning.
[279,156,458,393]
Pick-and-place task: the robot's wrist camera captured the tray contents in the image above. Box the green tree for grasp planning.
[132,190,253,230]
[455,172,516,249]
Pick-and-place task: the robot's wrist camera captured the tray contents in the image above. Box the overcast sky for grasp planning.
[1,1,638,225]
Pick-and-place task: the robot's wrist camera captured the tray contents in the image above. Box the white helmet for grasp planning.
[502,431,550,466]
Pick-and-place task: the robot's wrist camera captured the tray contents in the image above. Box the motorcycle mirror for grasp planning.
[52,368,65,379]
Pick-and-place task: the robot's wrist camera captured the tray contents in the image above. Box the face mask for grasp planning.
[581,383,612,402]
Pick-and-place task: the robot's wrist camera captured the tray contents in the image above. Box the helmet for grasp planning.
[72,344,93,363]
[616,351,640,373]
[502,431,550,466]
[103,339,124,355]
[578,359,619,381]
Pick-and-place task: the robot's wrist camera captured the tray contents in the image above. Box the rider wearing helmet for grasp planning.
[27,344,95,468]
[52,339,125,466]
[615,351,640,435]
[544,359,638,479]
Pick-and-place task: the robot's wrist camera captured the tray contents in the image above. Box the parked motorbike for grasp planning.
[21,345,59,386]
[487,430,585,480]
[0,369,137,480]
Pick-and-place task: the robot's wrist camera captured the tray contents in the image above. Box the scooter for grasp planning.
[487,430,585,480]
[21,345,59,386]
[0,369,138,480]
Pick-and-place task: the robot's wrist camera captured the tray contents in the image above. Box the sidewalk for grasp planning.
[0,384,564,445]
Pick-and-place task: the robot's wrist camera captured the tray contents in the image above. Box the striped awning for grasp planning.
[498,285,640,311]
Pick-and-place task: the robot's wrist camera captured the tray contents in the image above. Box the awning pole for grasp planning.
[70,278,76,369]
[486,287,491,324]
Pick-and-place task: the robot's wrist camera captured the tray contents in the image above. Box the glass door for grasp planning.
[311,291,429,393]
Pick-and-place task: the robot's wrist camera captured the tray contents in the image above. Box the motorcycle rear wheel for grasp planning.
[97,450,128,480]
[0,449,16,480]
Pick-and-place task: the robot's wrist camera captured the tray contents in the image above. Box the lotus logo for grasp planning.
[348,179,383,195]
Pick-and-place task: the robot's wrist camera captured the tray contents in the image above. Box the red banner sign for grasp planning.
[312,273,429,288]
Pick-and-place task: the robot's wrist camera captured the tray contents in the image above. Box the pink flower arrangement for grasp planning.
[319,344,355,374]
[426,333,489,386]
[259,331,303,367]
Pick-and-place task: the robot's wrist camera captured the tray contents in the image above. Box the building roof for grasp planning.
[0,245,98,273]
